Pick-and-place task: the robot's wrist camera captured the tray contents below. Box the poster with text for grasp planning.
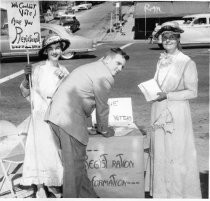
[86,133,144,198]
[92,97,133,126]
[7,1,41,50]
[108,97,133,125]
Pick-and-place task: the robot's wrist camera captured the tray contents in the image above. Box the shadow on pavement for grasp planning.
[1,56,42,63]
[1,54,97,64]
[149,45,210,51]
[182,45,210,49]
[72,54,97,60]
[149,47,162,51]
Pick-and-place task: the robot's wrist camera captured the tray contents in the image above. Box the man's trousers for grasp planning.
[49,122,98,198]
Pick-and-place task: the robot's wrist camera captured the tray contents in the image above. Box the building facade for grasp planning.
[134,1,210,39]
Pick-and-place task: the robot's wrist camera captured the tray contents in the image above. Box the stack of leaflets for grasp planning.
[138,79,162,101]
[113,122,137,137]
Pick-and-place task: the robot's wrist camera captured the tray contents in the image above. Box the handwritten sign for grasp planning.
[86,130,144,198]
[144,3,163,13]
[108,98,133,125]
[7,1,41,50]
[92,97,133,126]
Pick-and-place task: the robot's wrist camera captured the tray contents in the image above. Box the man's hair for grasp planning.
[106,48,129,61]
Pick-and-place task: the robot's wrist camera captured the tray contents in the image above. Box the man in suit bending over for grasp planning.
[45,47,129,198]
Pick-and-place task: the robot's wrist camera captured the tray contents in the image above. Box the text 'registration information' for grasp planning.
[7,1,41,50]
[86,135,144,198]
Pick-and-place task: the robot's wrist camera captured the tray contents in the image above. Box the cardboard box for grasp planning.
[86,126,144,198]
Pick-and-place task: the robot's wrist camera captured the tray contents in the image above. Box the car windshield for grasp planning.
[193,18,207,25]
[41,26,72,41]
[183,17,194,24]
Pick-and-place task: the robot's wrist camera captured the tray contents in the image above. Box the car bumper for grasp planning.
[66,47,96,53]
[151,37,161,44]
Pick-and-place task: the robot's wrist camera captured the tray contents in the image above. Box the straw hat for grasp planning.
[155,21,184,38]
[39,34,70,56]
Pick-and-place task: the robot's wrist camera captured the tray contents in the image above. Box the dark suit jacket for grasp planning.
[45,60,114,145]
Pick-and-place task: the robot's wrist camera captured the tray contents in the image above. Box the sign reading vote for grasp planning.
[7,1,41,50]
[92,97,133,126]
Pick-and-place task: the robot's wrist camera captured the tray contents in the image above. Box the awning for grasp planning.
[134,1,210,18]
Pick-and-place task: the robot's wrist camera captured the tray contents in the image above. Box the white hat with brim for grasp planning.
[39,34,70,56]
[155,21,184,38]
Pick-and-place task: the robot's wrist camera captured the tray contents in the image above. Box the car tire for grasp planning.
[61,52,75,60]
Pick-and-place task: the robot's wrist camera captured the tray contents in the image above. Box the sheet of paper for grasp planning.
[138,79,162,101]
[91,97,133,126]
[113,126,134,137]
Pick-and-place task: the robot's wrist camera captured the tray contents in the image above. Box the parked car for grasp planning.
[77,2,92,10]
[72,2,92,11]
[151,13,210,48]
[43,12,54,22]
[0,23,96,60]
[53,15,80,33]
[71,5,79,12]
[54,7,75,19]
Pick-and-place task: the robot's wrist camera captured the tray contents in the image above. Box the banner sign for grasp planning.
[86,132,144,198]
[7,1,41,50]
[92,97,133,126]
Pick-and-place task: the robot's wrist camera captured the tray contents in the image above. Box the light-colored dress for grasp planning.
[20,60,69,186]
[149,51,201,198]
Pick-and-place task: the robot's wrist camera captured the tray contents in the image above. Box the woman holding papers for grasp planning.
[148,22,201,198]
[20,34,70,198]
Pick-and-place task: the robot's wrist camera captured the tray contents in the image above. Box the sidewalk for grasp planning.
[99,5,148,44]
[102,6,135,41]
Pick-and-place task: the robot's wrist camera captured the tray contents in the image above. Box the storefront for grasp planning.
[133,1,210,39]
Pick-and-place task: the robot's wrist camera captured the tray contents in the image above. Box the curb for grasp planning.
[97,40,150,44]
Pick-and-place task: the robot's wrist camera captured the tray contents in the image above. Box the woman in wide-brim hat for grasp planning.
[38,34,70,57]
[155,21,184,50]
[147,21,202,198]
[20,34,70,198]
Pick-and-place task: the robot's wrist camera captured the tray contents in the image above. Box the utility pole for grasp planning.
[115,2,119,26]
[110,12,113,33]
[119,2,122,21]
